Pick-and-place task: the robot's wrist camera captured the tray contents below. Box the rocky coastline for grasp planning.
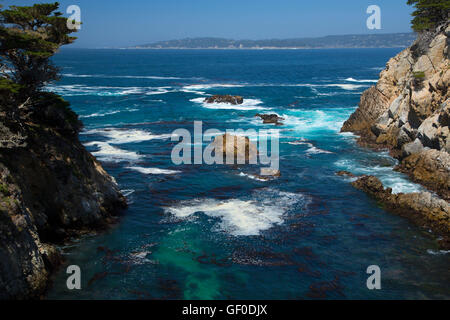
[0,93,127,299]
[341,22,449,247]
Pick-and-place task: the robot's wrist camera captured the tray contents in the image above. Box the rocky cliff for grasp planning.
[0,93,127,299]
[342,22,450,200]
[341,22,449,248]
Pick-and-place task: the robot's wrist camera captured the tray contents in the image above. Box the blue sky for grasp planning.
[3,0,415,48]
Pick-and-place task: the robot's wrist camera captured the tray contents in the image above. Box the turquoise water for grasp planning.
[47,49,449,299]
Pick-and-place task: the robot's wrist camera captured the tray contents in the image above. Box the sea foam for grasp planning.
[164,189,306,236]
[190,97,268,111]
[82,128,172,144]
[126,166,181,175]
[84,141,142,162]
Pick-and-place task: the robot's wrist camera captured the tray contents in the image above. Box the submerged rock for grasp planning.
[336,171,356,177]
[204,95,243,105]
[352,175,450,249]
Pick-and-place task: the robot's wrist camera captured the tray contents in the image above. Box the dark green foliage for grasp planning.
[0,2,77,98]
[407,0,450,32]
[413,71,426,79]
[0,78,23,108]
[0,184,10,196]
[32,91,82,133]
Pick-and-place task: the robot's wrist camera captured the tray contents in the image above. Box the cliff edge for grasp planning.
[0,93,127,299]
[341,22,449,247]
[342,22,450,200]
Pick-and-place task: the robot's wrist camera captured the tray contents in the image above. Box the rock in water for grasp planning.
[336,170,356,177]
[0,94,127,299]
[204,95,244,105]
[352,175,450,249]
[255,113,284,125]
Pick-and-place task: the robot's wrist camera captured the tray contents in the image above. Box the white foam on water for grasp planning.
[145,87,173,95]
[427,249,450,255]
[190,97,268,111]
[82,128,171,144]
[79,110,121,119]
[46,84,174,97]
[281,109,349,133]
[305,146,334,155]
[285,139,332,155]
[183,83,245,91]
[334,158,425,194]
[84,141,142,162]
[345,77,378,83]
[238,172,267,182]
[322,83,367,90]
[121,189,135,197]
[63,73,183,80]
[126,166,181,175]
[164,189,305,236]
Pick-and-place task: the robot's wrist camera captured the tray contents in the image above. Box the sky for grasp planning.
[2,0,415,48]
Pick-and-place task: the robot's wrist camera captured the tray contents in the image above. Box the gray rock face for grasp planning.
[402,138,425,157]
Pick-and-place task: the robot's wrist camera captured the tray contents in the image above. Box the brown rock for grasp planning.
[255,113,284,125]
[210,133,257,163]
[204,95,243,105]
[397,149,450,200]
[336,171,356,178]
[352,175,450,249]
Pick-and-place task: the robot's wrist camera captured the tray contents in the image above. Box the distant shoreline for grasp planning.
[125,33,416,50]
[121,46,409,50]
[64,46,410,50]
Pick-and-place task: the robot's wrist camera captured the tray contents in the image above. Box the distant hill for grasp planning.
[130,33,417,49]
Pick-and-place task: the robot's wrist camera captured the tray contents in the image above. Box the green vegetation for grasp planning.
[0,2,77,102]
[0,183,10,196]
[407,0,450,32]
[413,71,426,79]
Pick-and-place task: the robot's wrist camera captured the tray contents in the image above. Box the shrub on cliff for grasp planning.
[407,0,450,32]
[0,2,77,99]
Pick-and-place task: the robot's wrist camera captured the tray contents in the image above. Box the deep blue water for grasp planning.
[47,49,449,299]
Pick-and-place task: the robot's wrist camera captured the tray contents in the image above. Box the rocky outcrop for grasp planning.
[0,93,127,299]
[352,175,450,249]
[341,22,450,197]
[397,148,450,200]
[205,95,243,105]
[210,133,257,163]
[255,113,284,125]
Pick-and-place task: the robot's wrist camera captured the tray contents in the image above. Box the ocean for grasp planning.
[46,48,449,299]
